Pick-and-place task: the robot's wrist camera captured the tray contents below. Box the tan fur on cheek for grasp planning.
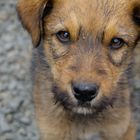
[108,47,129,66]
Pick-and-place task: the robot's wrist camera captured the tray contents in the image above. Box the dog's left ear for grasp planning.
[17,0,53,47]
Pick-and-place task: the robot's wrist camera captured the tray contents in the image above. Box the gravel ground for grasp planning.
[0,0,139,140]
[0,0,39,140]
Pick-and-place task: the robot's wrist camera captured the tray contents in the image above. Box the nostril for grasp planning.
[73,86,82,95]
[72,82,99,102]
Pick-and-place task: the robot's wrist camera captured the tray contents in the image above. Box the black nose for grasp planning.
[72,82,99,102]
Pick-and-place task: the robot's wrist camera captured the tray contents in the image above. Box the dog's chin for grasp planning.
[57,97,94,115]
[72,106,94,115]
[71,100,95,115]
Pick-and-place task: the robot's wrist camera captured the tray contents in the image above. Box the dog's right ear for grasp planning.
[17,0,53,47]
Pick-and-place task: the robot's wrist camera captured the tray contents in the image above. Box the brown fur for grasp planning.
[17,0,140,139]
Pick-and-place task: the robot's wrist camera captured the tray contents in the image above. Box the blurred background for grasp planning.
[0,0,139,140]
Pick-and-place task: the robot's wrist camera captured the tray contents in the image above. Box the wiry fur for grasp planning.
[17,0,140,139]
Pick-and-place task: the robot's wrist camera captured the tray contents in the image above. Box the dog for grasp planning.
[17,0,140,139]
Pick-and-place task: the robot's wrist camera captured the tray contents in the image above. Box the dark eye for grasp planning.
[56,31,70,43]
[110,38,125,49]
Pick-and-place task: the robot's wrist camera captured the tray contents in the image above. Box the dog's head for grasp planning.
[18,0,140,115]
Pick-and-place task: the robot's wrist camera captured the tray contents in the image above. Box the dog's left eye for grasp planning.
[56,31,70,43]
[110,38,125,49]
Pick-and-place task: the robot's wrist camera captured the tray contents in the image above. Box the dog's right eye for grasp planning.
[56,31,71,43]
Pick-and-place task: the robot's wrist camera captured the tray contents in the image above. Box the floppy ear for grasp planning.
[17,0,53,47]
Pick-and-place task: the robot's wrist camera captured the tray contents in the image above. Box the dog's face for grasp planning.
[18,0,140,115]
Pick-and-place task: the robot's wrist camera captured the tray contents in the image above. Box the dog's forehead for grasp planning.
[54,0,132,15]
[52,0,134,32]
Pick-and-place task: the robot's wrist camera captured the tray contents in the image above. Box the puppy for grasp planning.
[17,0,140,140]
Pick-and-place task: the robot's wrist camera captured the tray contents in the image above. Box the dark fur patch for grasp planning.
[42,0,53,18]
[133,6,140,26]
[52,85,74,111]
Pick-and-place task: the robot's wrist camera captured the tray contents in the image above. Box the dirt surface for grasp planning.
[0,0,139,140]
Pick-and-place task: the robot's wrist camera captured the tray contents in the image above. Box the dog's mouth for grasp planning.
[52,85,116,115]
